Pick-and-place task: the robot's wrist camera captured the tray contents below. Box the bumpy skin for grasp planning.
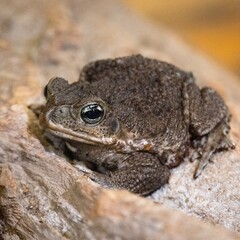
[40,55,234,195]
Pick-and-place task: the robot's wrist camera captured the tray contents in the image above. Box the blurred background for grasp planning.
[122,0,240,76]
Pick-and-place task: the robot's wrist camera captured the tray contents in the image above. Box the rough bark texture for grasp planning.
[0,0,239,239]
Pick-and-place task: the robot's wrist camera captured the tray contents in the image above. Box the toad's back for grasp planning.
[78,55,190,137]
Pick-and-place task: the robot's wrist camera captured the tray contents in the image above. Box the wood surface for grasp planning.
[0,0,239,239]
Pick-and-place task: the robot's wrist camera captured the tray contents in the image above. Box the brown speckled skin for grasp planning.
[40,55,233,195]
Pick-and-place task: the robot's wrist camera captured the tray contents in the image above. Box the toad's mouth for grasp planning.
[40,115,117,146]
[46,124,117,145]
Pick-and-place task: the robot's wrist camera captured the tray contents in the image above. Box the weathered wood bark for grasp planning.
[0,0,239,239]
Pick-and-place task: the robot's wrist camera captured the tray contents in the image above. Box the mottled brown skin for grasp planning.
[40,55,234,195]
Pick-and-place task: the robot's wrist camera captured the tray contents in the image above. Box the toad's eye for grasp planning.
[80,103,105,124]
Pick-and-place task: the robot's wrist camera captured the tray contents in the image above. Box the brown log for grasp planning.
[0,0,239,239]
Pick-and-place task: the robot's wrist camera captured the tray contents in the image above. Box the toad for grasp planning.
[40,55,234,195]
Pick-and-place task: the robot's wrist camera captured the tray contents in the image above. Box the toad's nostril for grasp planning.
[44,85,48,99]
[52,106,69,120]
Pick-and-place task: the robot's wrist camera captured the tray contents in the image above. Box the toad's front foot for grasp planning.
[83,152,171,196]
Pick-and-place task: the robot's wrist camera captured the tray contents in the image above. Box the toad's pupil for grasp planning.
[85,106,102,119]
[81,104,104,124]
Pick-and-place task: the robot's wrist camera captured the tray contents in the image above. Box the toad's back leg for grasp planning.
[185,81,234,177]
